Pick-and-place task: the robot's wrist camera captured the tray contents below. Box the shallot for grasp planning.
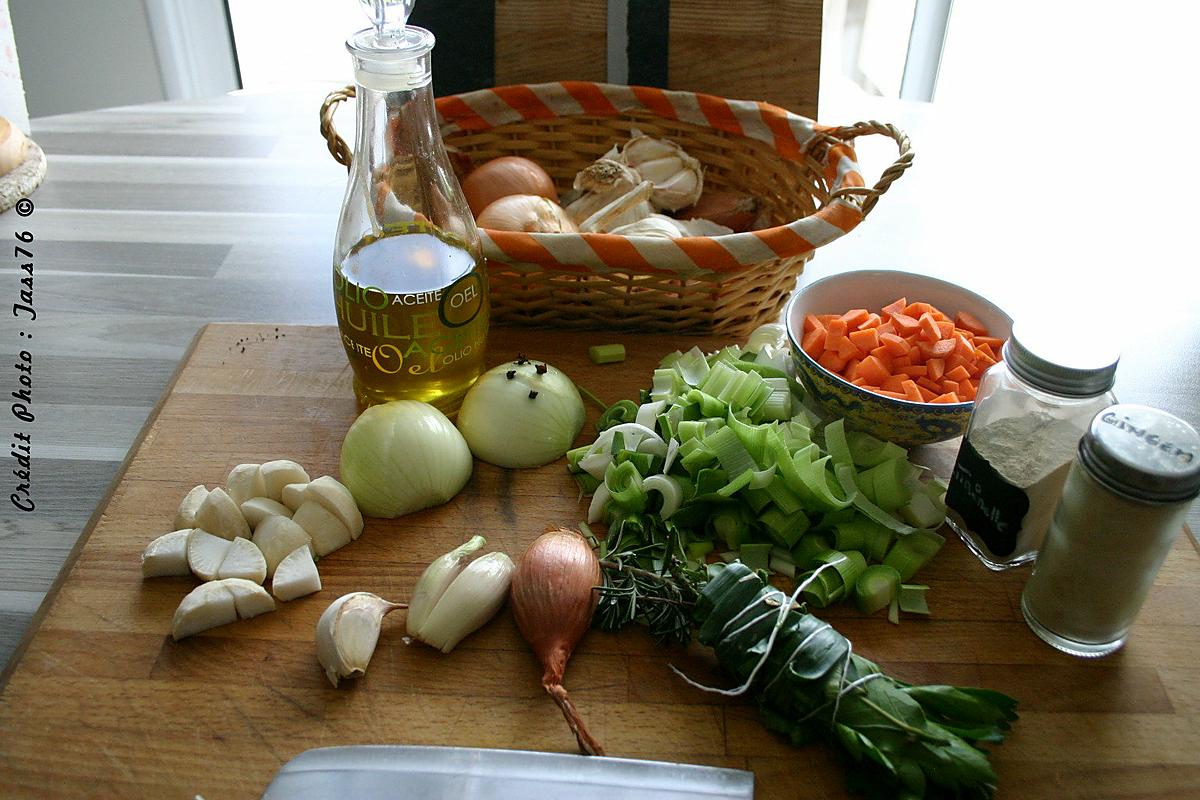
[462,156,558,216]
[510,528,605,756]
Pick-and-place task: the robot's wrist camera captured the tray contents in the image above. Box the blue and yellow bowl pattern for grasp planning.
[790,348,971,446]
[783,269,1012,448]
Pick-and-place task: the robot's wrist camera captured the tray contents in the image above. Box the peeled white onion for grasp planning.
[457,358,586,469]
[339,401,473,518]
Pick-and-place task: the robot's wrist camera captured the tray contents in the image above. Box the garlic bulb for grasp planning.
[672,217,734,237]
[620,134,703,211]
[477,194,578,233]
[578,181,656,233]
[315,592,405,687]
[565,158,646,225]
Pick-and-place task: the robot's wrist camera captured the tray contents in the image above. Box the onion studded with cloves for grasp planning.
[510,528,605,756]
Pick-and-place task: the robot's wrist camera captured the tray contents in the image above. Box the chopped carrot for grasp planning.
[856,355,892,387]
[945,364,972,383]
[954,310,989,336]
[848,328,879,352]
[836,337,863,360]
[812,296,1005,404]
[919,339,957,360]
[918,312,942,341]
[840,308,870,328]
[858,312,882,330]
[891,312,921,336]
[801,327,827,359]
[917,376,942,393]
[881,297,907,318]
[818,351,848,373]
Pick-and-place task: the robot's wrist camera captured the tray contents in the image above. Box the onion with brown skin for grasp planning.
[476,194,578,233]
[510,528,605,756]
[462,156,558,216]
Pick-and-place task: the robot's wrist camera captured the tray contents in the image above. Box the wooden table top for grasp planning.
[1,322,1197,800]
[3,87,1198,680]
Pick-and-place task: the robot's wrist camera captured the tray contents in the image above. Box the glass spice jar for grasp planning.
[1021,404,1200,657]
[944,321,1119,569]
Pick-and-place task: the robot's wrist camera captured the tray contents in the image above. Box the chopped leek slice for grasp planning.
[738,542,773,572]
[847,430,908,467]
[863,457,912,512]
[791,533,832,569]
[901,490,946,529]
[588,343,626,364]
[687,540,714,561]
[597,399,638,431]
[635,400,668,430]
[824,418,854,467]
[604,460,647,513]
[833,463,917,535]
[643,474,684,519]
[674,346,711,387]
[855,564,901,615]
[899,583,931,615]
[883,530,945,581]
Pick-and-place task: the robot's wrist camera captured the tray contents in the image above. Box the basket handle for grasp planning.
[823,120,913,217]
[320,84,357,171]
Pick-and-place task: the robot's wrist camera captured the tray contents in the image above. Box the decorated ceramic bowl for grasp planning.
[784,270,1012,446]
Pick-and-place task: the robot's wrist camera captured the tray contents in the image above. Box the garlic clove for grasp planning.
[292,500,352,558]
[225,464,267,506]
[240,497,292,529]
[141,530,192,577]
[216,536,268,584]
[187,528,233,581]
[272,545,322,601]
[672,217,734,237]
[306,476,365,540]
[578,181,655,233]
[260,460,311,502]
[223,578,276,619]
[621,133,680,164]
[607,214,684,238]
[417,551,515,653]
[315,592,404,688]
[171,581,238,640]
[252,515,313,577]
[281,482,309,512]
[174,485,209,530]
[406,535,486,639]
[194,487,251,541]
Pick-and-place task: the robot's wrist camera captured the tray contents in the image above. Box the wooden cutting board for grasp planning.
[1,323,1198,799]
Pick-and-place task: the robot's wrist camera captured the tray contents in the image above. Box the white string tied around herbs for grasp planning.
[669,562,838,697]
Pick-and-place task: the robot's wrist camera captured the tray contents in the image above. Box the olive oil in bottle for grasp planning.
[334,222,488,409]
[333,5,487,413]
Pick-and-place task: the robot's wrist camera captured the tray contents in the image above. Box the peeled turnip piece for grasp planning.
[306,476,364,540]
[174,485,209,530]
[240,497,292,529]
[272,546,322,601]
[281,482,309,512]
[216,536,267,584]
[226,463,267,505]
[171,582,238,641]
[253,516,312,576]
[141,530,192,578]
[187,529,233,581]
[292,501,352,557]
[194,487,250,541]
[260,460,310,502]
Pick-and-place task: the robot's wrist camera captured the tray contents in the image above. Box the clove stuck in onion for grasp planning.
[510,528,605,756]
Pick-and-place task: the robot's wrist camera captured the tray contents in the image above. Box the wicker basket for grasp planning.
[321,81,912,336]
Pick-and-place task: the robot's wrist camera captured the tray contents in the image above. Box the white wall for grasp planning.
[10,0,167,117]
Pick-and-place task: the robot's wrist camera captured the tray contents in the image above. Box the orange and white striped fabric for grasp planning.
[437,81,867,277]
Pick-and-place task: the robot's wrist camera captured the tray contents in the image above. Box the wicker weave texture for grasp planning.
[446,111,824,335]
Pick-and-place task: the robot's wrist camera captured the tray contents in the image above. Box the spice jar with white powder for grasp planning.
[1021,404,1200,657]
[945,322,1118,569]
